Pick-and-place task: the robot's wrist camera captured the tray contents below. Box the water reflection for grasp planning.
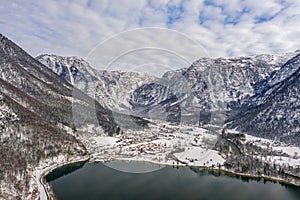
[48,161,300,200]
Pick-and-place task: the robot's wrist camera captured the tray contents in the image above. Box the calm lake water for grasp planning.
[47,161,300,200]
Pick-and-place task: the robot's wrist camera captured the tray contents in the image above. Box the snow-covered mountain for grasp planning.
[38,52,298,126]
[36,55,157,112]
[36,44,299,146]
[0,33,121,198]
[227,54,300,145]
[252,53,300,103]
[0,38,120,134]
[129,52,298,124]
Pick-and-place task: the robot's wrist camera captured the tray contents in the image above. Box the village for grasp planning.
[76,120,300,185]
[80,121,223,168]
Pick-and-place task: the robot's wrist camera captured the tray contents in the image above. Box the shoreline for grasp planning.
[38,155,300,199]
[92,156,300,187]
[35,156,90,200]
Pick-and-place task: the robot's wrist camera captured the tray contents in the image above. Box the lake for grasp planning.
[47,161,300,200]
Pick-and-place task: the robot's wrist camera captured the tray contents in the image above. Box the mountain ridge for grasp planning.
[36,54,158,112]
[226,54,300,145]
[0,33,120,199]
[38,50,299,146]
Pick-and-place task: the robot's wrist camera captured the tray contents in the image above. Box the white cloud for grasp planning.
[0,0,299,72]
[86,27,208,76]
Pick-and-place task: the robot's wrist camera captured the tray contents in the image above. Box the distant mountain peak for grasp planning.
[36,54,86,62]
[37,54,158,112]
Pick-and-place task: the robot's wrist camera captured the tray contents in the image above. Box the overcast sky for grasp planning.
[1,0,299,74]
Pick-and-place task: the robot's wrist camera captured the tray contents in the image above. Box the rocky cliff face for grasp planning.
[37,48,299,145]
[227,54,300,145]
[0,36,119,135]
[129,52,297,124]
[36,54,157,112]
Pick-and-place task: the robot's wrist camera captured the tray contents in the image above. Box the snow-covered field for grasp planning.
[266,156,300,168]
[174,147,225,166]
[30,123,300,199]
[273,146,300,158]
[85,121,224,171]
[245,134,300,159]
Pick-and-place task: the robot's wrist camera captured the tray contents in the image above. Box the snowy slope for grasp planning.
[38,52,298,126]
[0,37,119,134]
[0,33,120,198]
[227,54,300,145]
[36,54,157,112]
[129,52,298,124]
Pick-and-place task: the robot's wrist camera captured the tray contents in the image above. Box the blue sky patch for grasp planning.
[167,1,185,25]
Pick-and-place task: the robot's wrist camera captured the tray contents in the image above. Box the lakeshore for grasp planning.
[38,156,300,200]
[45,160,300,200]
[35,122,300,199]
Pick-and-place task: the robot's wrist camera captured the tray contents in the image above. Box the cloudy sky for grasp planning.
[1,0,300,74]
